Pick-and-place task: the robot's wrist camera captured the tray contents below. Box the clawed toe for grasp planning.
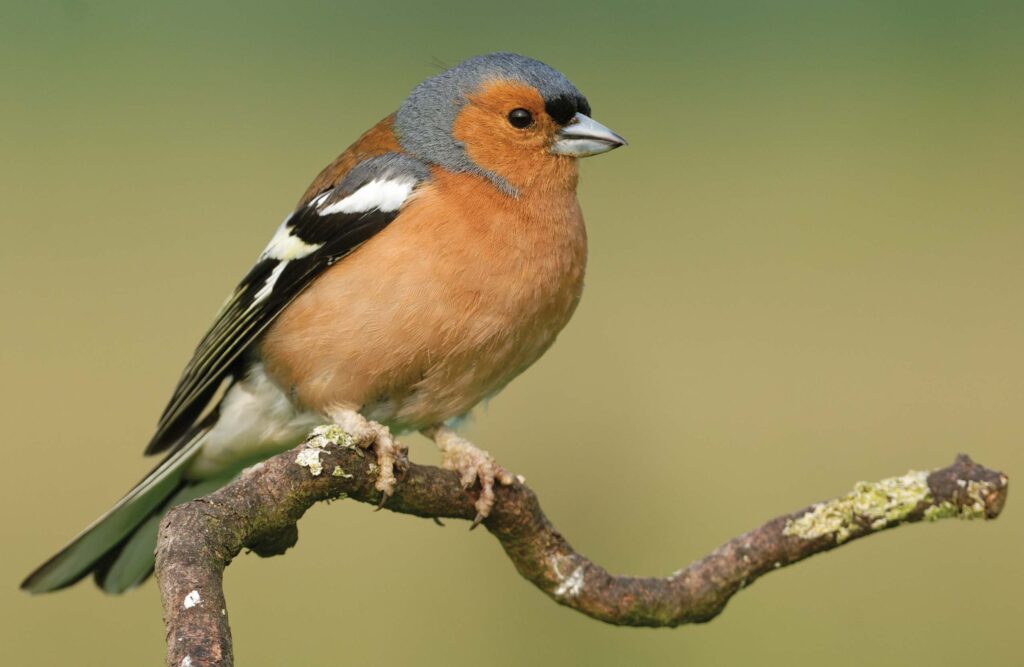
[327,416,511,523]
[368,427,407,507]
[329,410,406,505]
[425,426,514,525]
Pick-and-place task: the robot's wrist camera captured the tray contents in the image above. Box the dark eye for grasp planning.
[507,108,533,129]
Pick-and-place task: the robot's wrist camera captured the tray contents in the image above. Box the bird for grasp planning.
[22,52,625,594]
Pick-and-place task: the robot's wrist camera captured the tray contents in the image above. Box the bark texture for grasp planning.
[156,427,1009,667]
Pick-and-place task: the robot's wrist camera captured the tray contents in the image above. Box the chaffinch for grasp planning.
[23,52,625,594]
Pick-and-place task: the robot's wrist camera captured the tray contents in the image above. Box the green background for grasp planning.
[2,1,1022,665]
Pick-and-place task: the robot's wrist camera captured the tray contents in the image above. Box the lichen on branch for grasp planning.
[780,466,1001,544]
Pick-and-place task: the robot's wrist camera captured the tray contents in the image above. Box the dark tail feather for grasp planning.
[91,475,226,593]
[20,430,208,594]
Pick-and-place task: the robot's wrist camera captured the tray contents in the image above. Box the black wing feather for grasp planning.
[145,153,428,455]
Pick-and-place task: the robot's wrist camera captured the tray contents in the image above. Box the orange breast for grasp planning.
[258,169,587,431]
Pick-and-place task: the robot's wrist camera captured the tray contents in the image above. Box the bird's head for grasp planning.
[395,53,625,195]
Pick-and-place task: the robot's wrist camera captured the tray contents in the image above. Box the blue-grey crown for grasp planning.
[394,53,589,195]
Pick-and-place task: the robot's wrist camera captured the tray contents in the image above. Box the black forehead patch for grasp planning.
[544,94,591,125]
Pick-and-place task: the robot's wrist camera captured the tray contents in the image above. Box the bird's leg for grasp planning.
[328,409,405,501]
[421,424,515,526]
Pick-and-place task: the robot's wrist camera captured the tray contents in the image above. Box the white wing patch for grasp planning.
[318,177,417,216]
[262,221,323,261]
[252,261,287,305]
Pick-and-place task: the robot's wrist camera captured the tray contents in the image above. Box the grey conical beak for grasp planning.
[551,113,627,157]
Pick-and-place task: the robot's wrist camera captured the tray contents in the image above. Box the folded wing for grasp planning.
[145,153,429,455]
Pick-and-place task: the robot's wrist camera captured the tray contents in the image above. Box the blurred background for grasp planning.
[2,1,1022,665]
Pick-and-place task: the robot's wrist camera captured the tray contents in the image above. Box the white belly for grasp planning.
[185,363,321,479]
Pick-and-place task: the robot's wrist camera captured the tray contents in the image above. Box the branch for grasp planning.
[156,426,1008,667]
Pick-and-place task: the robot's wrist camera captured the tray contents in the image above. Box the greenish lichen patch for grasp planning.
[306,425,358,449]
[296,426,363,476]
[783,470,931,544]
[923,502,958,521]
[295,446,325,476]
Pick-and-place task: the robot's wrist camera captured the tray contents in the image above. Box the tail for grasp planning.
[21,428,213,594]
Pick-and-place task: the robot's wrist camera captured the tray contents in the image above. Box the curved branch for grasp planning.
[156,426,1009,667]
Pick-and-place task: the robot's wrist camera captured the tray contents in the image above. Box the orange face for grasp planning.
[451,80,580,193]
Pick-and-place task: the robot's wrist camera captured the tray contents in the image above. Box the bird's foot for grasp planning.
[424,426,514,527]
[330,410,406,502]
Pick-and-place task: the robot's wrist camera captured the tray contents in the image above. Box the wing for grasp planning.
[144,153,430,455]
